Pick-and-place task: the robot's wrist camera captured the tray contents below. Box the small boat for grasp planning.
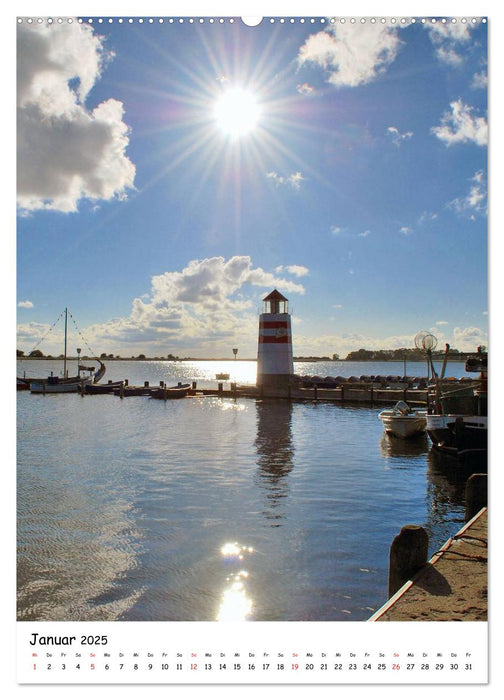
[150,383,192,400]
[29,359,105,394]
[81,380,125,394]
[378,401,427,438]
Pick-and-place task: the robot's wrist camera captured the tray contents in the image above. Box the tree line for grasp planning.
[344,347,463,361]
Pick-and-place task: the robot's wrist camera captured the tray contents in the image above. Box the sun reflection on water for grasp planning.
[217,542,255,621]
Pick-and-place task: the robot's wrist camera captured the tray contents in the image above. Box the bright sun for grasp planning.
[213,88,261,137]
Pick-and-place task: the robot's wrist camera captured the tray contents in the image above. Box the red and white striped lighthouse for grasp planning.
[257,289,294,389]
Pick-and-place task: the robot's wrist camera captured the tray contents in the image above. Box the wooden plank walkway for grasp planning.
[370,508,488,621]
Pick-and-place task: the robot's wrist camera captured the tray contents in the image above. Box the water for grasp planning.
[17,359,473,622]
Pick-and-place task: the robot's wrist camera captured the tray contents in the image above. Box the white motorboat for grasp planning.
[378,401,427,438]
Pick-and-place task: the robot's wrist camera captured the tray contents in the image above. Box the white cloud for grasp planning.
[453,326,488,351]
[18,300,34,308]
[296,83,316,95]
[387,126,413,147]
[436,320,449,326]
[399,226,413,235]
[418,211,438,225]
[17,22,135,213]
[275,265,309,277]
[20,256,305,356]
[298,23,403,88]
[266,171,305,189]
[426,22,474,66]
[449,170,487,218]
[330,226,342,235]
[358,230,371,237]
[471,71,488,89]
[431,100,487,147]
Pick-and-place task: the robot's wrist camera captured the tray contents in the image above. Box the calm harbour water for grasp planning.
[17,359,473,622]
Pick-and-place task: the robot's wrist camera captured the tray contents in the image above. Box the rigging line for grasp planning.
[28,309,65,353]
[68,312,97,358]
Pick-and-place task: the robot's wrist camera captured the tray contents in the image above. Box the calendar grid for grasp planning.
[17,621,488,684]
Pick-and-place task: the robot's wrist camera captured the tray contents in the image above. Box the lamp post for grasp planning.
[233,348,238,359]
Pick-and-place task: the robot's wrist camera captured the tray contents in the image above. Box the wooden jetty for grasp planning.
[185,383,430,406]
[369,505,487,622]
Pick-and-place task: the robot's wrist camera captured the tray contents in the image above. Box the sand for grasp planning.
[371,509,487,622]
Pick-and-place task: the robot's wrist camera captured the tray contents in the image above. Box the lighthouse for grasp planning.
[256,289,294,389]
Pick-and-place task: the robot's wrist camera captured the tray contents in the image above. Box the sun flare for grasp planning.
[213,88,261,137]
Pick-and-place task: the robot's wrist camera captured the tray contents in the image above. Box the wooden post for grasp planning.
[465,474,487,522]
[314,385,318,401]
[388,525,429,598]
[218,382,223,394]
[192,381,197,390]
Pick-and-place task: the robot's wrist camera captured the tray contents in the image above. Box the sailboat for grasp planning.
[17,308,106,393]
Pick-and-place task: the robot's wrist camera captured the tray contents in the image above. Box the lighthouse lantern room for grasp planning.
[257,289,294,389]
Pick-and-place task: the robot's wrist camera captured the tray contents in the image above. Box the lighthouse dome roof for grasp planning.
[263,289,288,302]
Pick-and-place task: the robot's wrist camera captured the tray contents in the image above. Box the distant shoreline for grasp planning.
[17,356,469,363]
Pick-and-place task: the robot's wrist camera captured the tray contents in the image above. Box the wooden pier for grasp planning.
[185,384,430,406]
[369,507,488,622]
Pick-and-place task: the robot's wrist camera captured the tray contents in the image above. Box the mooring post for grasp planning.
[465,473,487,522]
[192,381,197,390]
[218,382,223,394]
[388,525,429,598]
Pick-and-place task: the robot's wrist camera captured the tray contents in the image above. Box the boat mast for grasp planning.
[63,307,68,378]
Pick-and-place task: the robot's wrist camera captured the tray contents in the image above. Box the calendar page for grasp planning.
[12,0,494,694]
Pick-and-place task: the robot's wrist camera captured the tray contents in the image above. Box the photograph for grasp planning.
[15,10,488,685]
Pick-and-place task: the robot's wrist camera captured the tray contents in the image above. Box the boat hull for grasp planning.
[30,377,94,393]
[113,386,154,396]
[150,384,191,400]
[379,411,427,438]
[82,381,124,394]
[426,414,487,459]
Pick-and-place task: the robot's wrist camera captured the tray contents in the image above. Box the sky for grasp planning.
[15,8,489,360]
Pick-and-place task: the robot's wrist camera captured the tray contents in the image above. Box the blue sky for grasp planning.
[16,10,488,359]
